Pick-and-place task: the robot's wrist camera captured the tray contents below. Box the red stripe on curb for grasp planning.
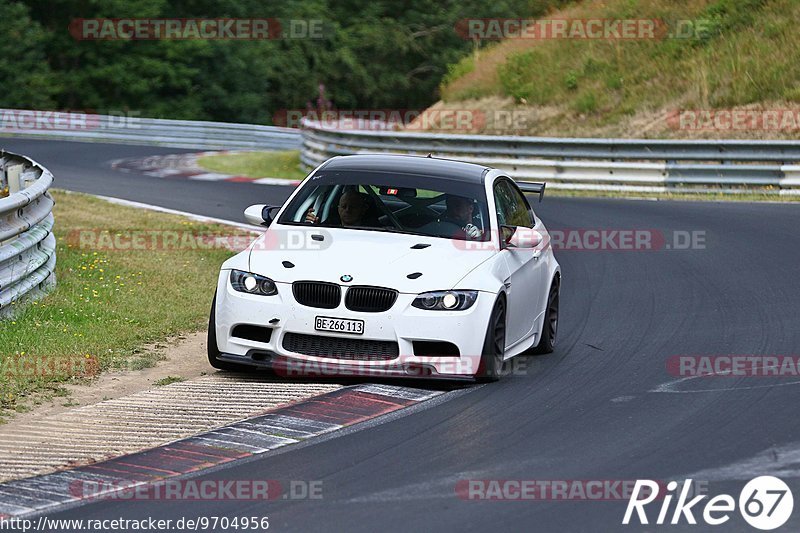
[113,453,203,475]
[165,442,251,460]
[85,461,170,479]
[335,390,416,408]
[279,389,415,426]
[153,450,220,469]
[83,464,161,482]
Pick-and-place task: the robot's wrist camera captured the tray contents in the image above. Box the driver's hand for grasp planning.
[464,223,483,239]
[304,208,319,224]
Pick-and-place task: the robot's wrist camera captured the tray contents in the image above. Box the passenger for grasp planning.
[305,190,371,227]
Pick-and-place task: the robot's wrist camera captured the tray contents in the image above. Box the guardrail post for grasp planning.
[6,164,23,194]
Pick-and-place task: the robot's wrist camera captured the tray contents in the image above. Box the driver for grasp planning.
[305,190,371,227]
[443,194,482,239]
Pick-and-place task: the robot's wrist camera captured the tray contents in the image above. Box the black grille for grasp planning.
[282,332,399,361]
[345,286,398,312]
[292,281,341,309]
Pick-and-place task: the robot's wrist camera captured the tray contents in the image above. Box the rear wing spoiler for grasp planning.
[514,181,546,203]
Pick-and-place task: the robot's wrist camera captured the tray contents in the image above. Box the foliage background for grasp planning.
[0,0,569,123]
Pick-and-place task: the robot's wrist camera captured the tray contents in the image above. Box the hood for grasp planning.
[247,225,496,293]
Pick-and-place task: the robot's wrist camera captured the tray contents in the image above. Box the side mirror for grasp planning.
[501,225,543,249]
[244,204,279,227]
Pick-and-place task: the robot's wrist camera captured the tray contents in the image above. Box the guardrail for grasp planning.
[0,151,56,318]
[301,121,800,195]
[0,109,302,151]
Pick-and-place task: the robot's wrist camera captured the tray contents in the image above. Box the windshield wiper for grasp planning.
[348,225,429,237]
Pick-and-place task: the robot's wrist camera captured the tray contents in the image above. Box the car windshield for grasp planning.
[278,170,491,241]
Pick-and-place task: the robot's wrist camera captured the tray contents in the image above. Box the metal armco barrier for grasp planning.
[300,121,800,195]
[0,109,302,151]
[0,151,56,318]
[3,109,799,194]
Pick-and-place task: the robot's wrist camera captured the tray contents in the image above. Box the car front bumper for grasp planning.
[213,271,494,379]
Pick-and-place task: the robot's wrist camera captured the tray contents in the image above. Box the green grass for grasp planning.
[0,191,239,420]
[197,150,307,180]
[440,0,800,135]
[154,376,186,386]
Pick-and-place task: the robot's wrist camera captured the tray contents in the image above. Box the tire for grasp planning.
[531,277,559,355]
[476,297,507,382]
[207,292,251,372]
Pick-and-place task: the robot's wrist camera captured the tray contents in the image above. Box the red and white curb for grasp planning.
[0,384,443,517]
[110,151,302,187]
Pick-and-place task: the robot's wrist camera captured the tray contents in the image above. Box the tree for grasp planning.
[0,1,58,109]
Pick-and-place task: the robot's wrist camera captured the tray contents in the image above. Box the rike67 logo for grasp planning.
[624,476,793,530]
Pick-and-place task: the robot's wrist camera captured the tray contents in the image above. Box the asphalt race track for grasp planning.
[4,138,800,531]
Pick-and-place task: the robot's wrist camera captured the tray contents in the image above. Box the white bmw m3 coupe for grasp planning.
[208,154,560,381]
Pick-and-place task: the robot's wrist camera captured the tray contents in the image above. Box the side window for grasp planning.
[493,180,534,228]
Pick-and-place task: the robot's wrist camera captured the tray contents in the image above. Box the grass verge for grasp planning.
[197,150,306,180]
[154,376,186,386]
[0,190,239,421]
[438,0,800,138]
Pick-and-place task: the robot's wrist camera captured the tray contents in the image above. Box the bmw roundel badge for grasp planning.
[340,274,353,282]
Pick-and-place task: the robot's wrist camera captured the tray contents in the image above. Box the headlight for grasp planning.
[230,270,278,296]
[412,290,478,311]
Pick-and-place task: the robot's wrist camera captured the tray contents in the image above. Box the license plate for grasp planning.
[314,316,364,335]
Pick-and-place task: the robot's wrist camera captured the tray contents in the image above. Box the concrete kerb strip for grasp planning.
[0,384,445,518]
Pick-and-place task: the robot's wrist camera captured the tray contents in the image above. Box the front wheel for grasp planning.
[531,278,559,355]
[476,297,506,382]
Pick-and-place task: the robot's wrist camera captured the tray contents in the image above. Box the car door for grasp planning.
[493,178,547,348]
